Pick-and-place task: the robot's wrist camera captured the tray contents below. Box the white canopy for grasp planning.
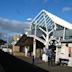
[42,10,72,29]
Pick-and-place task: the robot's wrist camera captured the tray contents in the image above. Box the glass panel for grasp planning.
[56,24,64,30]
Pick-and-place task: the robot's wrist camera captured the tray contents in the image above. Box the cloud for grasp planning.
[26,18,32,21]
[0,17,31,34]
[62,7,72,12]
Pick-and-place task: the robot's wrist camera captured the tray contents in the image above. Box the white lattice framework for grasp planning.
[28,9,72,57]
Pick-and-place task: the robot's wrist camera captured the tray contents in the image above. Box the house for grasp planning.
[15,34,44,57]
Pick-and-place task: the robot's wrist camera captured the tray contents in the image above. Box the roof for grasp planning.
[15,34,44,48]
[15,34,27,46]
[42,10,72,29]
[32,10,72,29]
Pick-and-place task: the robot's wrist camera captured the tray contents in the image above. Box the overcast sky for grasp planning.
[0,18,31,36]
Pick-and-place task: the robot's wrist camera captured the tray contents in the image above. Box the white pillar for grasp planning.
[33,24,36,57]
[25,46,28,57]
[63,27,66,40]
[33,38,36,57]
[43,35,49,62]
[55,47,60,64]
[45,34,49,49]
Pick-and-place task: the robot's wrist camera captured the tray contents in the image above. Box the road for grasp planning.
[17,55,72,72]
[0,50,48,72]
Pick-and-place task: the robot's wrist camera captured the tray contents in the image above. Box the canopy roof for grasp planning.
[32,10,72,29]
[42,10,72,29]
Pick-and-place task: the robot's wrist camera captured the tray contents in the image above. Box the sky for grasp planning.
[0,0,72,36]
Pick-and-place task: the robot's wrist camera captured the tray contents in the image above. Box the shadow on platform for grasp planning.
[0,50,48,72]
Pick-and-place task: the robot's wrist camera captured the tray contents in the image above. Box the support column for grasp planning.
[63,27,66,40]
[33,23,37,58]
[33,38,36,57]
[45,34,49,49]
[44,34,49,62]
